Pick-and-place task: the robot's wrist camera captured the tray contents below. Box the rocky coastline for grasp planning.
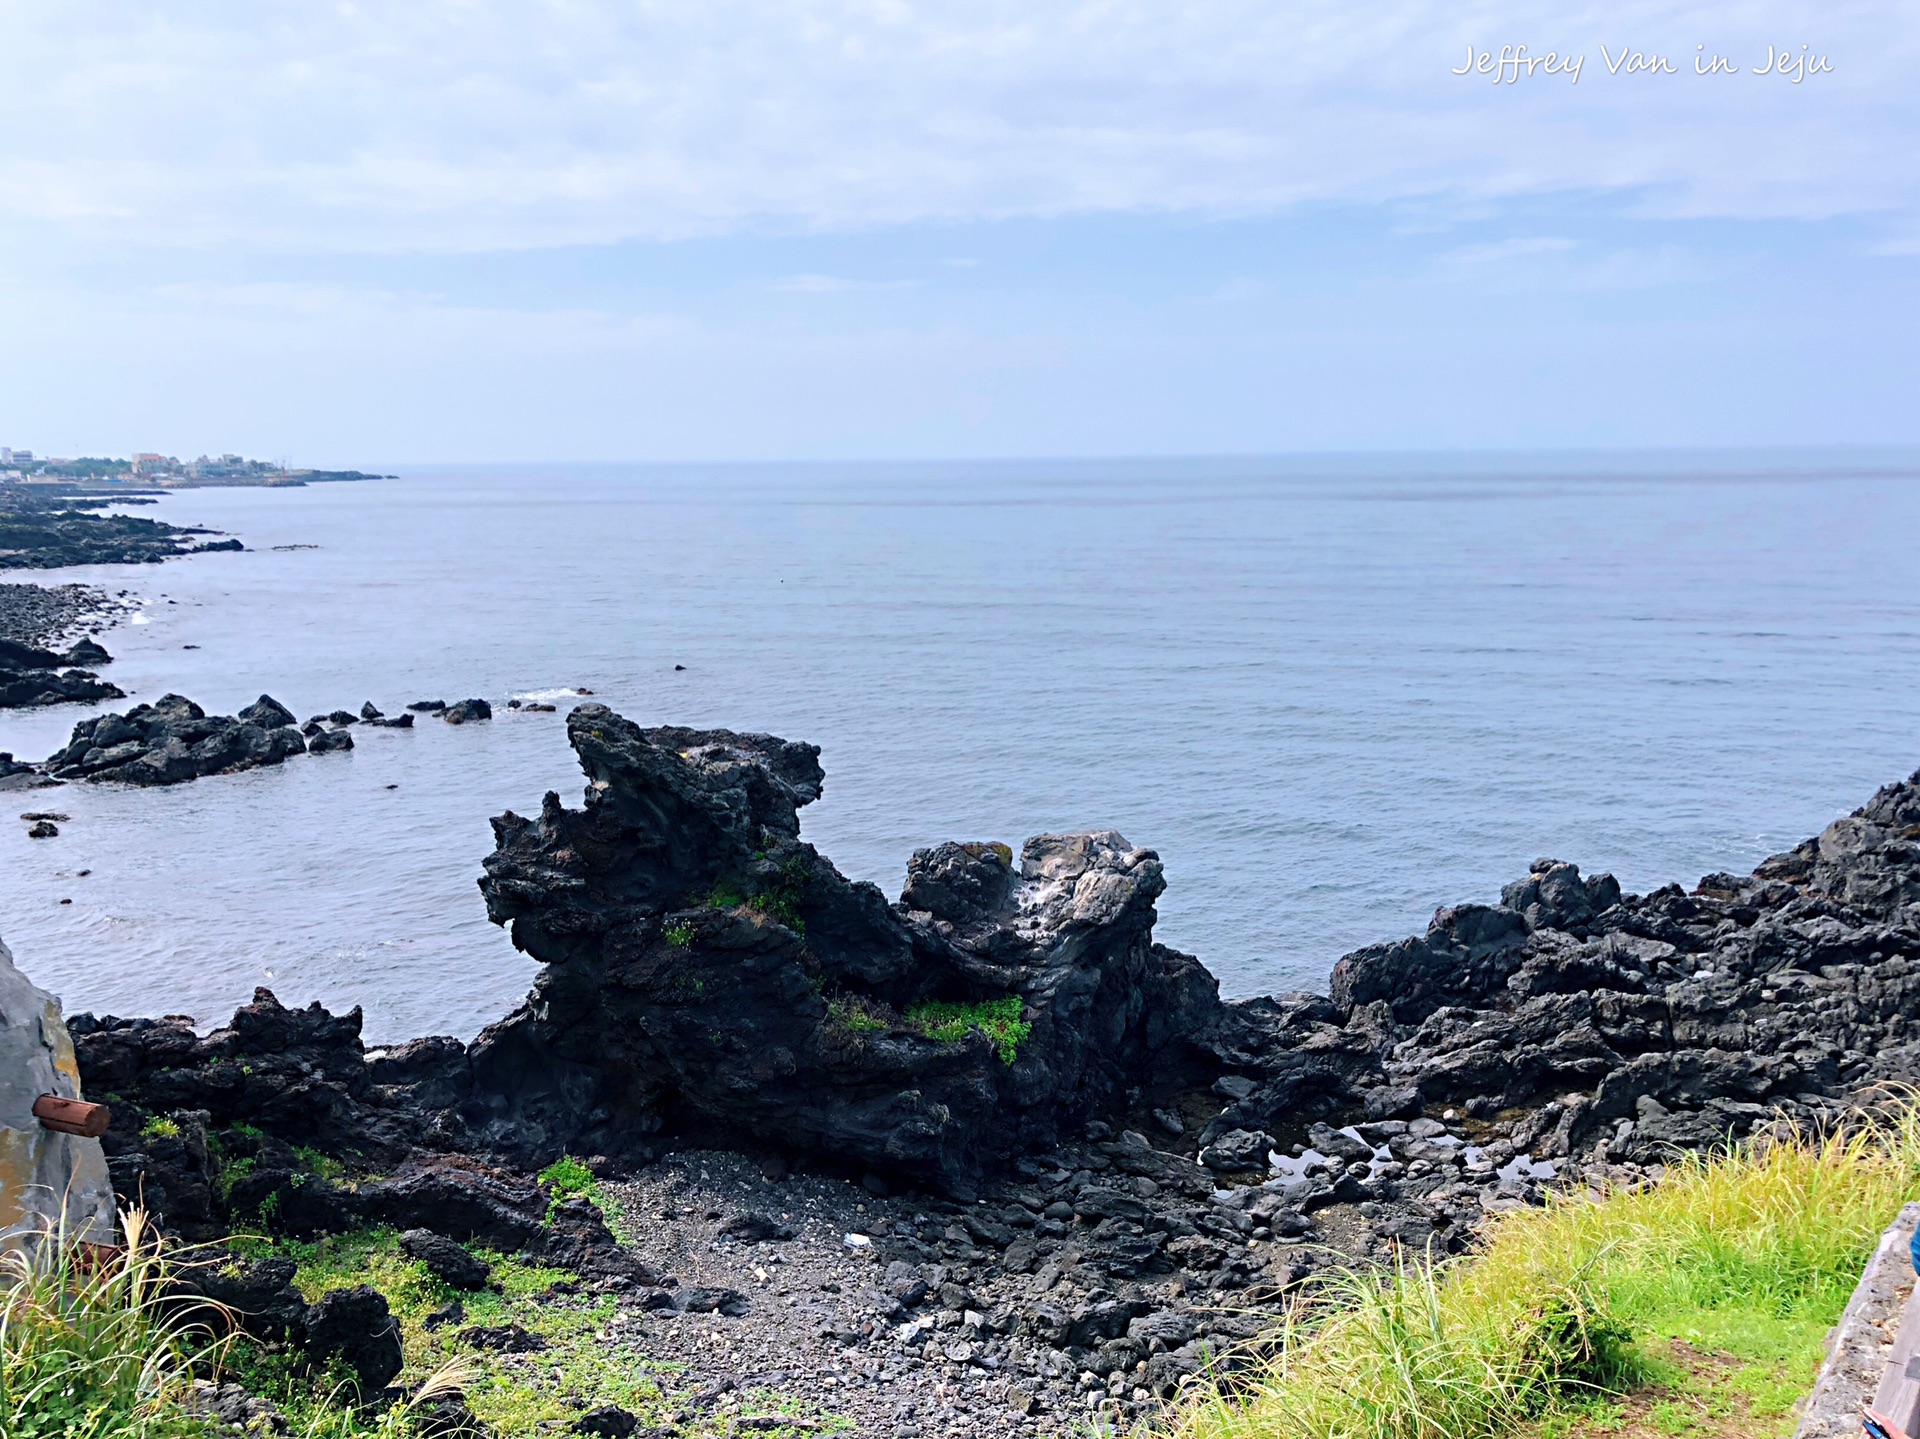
[0,633,123,710]
[0,579,136,650]
[0,484,244,569]
[56,705,1920,1433]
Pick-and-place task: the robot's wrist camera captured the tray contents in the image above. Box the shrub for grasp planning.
[537,1155,597,1201]
[904,995,1032,1065]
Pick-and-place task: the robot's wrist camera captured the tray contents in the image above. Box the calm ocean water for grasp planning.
[4,453,1919,1043]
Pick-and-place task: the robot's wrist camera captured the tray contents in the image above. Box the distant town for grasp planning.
[0,447,389,487]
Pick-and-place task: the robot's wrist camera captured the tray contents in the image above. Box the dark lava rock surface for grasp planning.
[0,581,131,650]
[43,693,308,784]
[467,705,1227,1191]
[0,484,240,568]
[0,634,124,709]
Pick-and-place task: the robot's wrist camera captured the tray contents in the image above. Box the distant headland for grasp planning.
[0,447,392,488]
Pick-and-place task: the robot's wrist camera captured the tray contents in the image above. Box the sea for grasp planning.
[4,452,1919,1044]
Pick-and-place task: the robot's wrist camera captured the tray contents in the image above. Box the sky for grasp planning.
[0,2,1915,464]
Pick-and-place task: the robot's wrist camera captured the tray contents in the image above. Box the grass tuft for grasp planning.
[1164,1106,1920,1439]
[0,1207,226,1439]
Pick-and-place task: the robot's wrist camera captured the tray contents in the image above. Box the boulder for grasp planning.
[443,699,492,724]
[303,1285,404,1394]
[44,694,306,786]
[399,1229,491,1289]
[237,694,297,729]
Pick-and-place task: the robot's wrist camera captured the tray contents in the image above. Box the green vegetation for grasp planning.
[825,996,890,1034]
[230,1227,664,1437]
[0,1209,221,1439]
[139,1116,182,1141]
[240,1227,841,1436]
[295,1147,345,1182]
[663,922,694,947]
[535,1155,629,1242]
[537,1155,597,1202]
[1165,1111,1920,1439]
[904,995,1032,1065]
[699,854,811,935]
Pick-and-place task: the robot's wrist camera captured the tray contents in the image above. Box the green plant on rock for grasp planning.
[536,1153,623,1234]
[826,995,891,1034]
[663,922,694,947]
[904,995,1032,1065]
[699,853,811,936]
[702,879,744,910]
[140,1115,181,1141]
[294,1146,343,1181]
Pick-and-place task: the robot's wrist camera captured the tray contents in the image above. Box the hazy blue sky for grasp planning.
[1,2,1914,464]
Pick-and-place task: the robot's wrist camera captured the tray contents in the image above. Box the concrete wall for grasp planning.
[0,934,119,1249]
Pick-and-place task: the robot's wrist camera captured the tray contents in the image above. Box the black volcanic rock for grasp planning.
[0,634,124,709]
[237,694,297,728]
[0,486,237,569]
[303,1286,403,1394]
[1304,767,1920,1165]
[44,693,305,784]
[71,989,647,1279]
[63,709,1920,1246]
[398,1229,491,1289]
[468,704,1226,1191]
[443,698,492,724]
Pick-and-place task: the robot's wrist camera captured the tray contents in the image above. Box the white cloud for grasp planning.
[768,274,920,292]
[1441,236,1578,266]
[0,1,1911,255]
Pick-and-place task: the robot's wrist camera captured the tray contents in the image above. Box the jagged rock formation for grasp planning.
[43,693,308,784]
[68,989,642,1281]
[465,706,1225,1192]
[63,707,1920,1227]
[0,634,124,709]
[1328,771,1920,1168]
[56,734,1920,1421]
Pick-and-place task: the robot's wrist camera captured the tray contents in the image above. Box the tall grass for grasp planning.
[0,1207,226,1439]
[1,1207,478,1439]
[1167,1107,1920,1439]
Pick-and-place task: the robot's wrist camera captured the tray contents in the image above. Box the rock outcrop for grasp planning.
[0,485,239,569]
[0,635,124,709]
[43,693,308,784]
[61,709,1920,1230]
[0,935,118,1248]
[1317,770,1920,1169]
[68,988,645,1284]
[466,706,1226,1191]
